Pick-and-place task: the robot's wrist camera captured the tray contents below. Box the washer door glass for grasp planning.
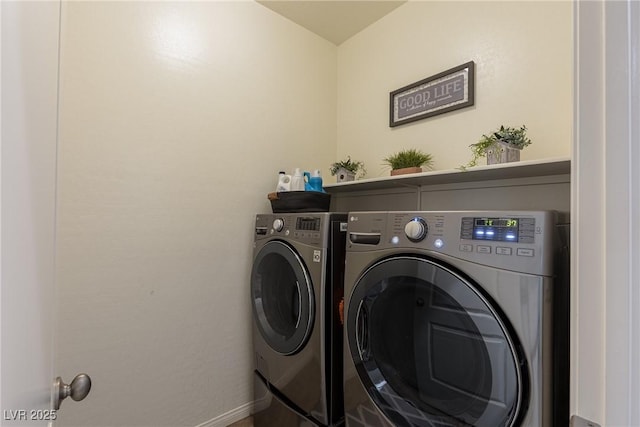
[252,240,314,355]
[347,256,526,427]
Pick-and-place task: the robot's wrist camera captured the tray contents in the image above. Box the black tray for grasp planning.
[267,191,331,213]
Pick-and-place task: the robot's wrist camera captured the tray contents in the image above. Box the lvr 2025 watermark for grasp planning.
[3,409,57,421]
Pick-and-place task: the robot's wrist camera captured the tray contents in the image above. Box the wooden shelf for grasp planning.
[323,157,571,193]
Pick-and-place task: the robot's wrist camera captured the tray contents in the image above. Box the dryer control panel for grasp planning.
[255,214,323,246]
[347,210,557,276]
[255,213,347,248]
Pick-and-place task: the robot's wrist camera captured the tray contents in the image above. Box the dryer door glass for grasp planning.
[252,241,314,355]
[347,256,525,427]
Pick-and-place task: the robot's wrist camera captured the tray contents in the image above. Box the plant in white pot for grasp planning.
[383,149,434,176]
[464,125,532,168]
[330,157,366,182]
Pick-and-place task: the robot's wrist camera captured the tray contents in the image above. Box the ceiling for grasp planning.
[256,0,407,45]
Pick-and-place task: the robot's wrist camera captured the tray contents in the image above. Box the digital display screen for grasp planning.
[472,217,519,242]
[475,218,518,228]
[296,217,321,231]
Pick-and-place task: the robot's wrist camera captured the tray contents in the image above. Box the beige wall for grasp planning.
[336,1,572,177]
[55,2,335,426]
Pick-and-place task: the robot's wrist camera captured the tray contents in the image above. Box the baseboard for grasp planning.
[194,401,253,427]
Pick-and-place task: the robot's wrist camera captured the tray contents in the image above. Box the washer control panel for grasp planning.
[347,210,556,276]
[255,213,347,247]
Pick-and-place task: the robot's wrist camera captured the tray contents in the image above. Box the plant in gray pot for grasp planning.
[464,125,532,168]
[330,156,366,182]
[383,148,434,176]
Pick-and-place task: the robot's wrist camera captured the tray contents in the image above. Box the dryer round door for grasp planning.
[347,255,527,427]
[251,240,315,355]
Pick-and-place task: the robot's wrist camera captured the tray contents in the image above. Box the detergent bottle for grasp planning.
[290,168,305,191]
[276,171,291,192]
[304,170,324,192]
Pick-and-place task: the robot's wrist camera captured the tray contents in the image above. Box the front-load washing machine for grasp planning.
[252,213,347,426]
[343,211,568,427]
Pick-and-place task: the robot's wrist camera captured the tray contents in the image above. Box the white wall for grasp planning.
[336,1,572,176]
[54,2,336,426]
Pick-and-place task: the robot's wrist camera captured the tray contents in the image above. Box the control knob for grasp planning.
[273,218,285,232]
[404,218,428,242]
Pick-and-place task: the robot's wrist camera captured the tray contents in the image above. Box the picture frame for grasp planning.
[390,61,475,127]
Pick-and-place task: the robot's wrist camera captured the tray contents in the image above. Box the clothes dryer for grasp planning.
[252,213,347,426]
[343,211,569,427]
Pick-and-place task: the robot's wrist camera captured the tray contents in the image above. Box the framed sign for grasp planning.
[390,61,475,127]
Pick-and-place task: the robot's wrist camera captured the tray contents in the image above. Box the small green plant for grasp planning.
[488,125,532,148]
[330,156,366,178]
[462,125,532,169]
[383,148,434,171]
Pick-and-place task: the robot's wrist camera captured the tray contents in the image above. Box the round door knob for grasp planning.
[53,373,92,410]
[404,218,428,242]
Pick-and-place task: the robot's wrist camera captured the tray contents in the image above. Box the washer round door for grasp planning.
[347,256,527,427]
[251,240,315,355]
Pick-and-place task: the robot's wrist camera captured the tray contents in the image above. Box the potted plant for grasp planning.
[383,148,434,176]
[463,125,532,168]
[330,156,366,182]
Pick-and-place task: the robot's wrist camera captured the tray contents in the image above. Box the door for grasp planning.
[1,2,90,424]
[2,1,59,424]
[251,240,315,356]
[346,256,526,427]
